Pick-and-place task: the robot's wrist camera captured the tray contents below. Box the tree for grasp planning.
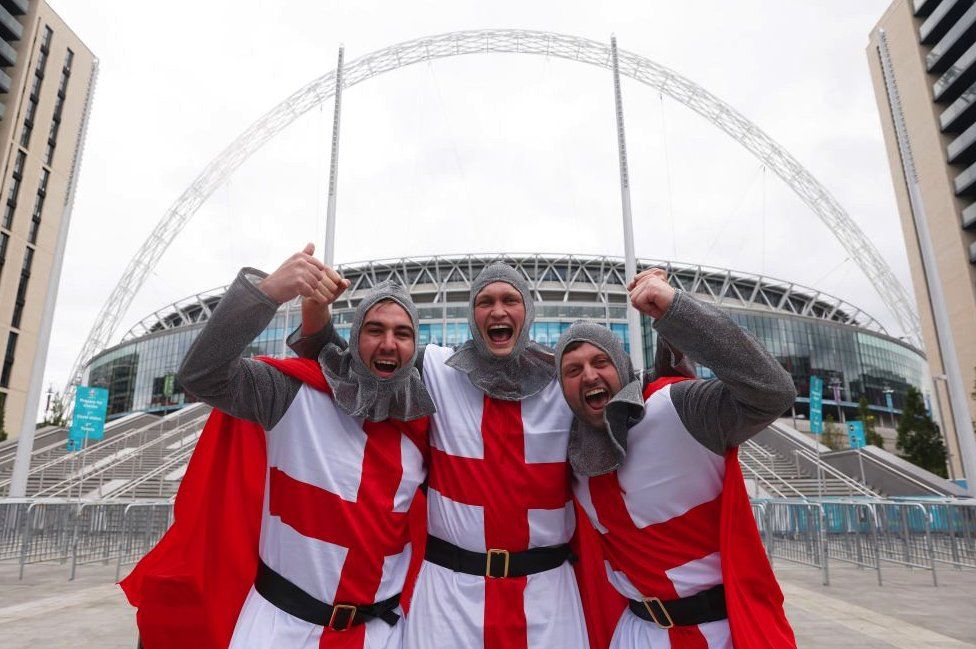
[897,386,947,478]
[44,389,67,428]
[822,414,844,451]
[857,395,884,449]
[0,400,6,443]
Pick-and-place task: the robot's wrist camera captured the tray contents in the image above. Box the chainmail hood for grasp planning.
[444,262,555,400]
[318,280,435,421]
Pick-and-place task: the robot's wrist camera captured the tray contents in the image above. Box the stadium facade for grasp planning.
[83,254,929,428]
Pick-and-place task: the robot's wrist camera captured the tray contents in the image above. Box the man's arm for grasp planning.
[629,270,797,454]
[179,244,341,429]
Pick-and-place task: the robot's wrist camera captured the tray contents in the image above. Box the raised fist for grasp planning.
[627,267,675,320]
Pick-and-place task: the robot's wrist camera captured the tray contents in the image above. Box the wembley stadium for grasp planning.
[82,253,928,427]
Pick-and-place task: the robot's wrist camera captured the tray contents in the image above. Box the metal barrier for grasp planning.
[113,502,173,581]
[0,499,174,580]
[1,497,972,585]
[762,501,830,585]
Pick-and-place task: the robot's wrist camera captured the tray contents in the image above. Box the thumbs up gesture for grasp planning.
[259,243,350,306]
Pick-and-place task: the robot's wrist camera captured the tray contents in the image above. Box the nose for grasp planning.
[581,364,599,383]
[378,330,396,351]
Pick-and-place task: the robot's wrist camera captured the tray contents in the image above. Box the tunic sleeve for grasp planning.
[178,267,302,430]
[654,290,797,454]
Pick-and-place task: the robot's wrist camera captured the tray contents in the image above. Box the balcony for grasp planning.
[0,38,14,67]
[915,0,944,16]
[0,4,20,42]
[963,201,976,227]
[940,80,976,131]
[954,159,976,194]
[920,0,972,45]
[0,0,27,16]
[948,120,976,163]
[970,239,976,263]
[0,101,5,120]
[927,3,976,73]
[933,40,976,103]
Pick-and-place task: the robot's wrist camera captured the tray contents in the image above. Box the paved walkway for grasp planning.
[0,561,973,647]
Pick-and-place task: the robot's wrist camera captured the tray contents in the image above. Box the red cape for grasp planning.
[640,376,796,648]
[119,357,428,649]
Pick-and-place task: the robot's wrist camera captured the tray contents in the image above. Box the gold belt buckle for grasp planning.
[642,596,675,629]
[328,603,358,631]
[485,549,510,578]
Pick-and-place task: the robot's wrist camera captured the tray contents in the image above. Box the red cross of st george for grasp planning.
[588,470,722,649]
[428,396,572,649]
[269,420,408,649]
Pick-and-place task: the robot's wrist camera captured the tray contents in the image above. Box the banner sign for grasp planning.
[69,386,109,443]
[809,376,824,435]
[847,421,866,449]
[884,390,894,412]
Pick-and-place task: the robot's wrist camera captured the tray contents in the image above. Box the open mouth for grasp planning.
[486,324,514,344]
[583,387,610,411]
[373,359,398,375]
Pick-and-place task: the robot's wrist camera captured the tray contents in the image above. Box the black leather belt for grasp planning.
[254,560,401,631]
[425,535,573,578]
[629,584,727,629]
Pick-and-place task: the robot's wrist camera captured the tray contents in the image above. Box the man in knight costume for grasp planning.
[554,268,798,648]
[121,245,435,649]
[292,261,594,648]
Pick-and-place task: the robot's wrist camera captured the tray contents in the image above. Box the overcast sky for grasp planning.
[42,0,905,410]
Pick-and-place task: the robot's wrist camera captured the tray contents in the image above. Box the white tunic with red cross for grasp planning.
[573,377,732,649]
[404,344,590,649]
[229,384,428,649]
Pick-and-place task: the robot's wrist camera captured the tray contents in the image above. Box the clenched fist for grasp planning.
[627,267,675,320]
[259,243,350,306]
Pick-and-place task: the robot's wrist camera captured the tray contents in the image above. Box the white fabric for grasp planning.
[574,384,730,647]
[403,561,590,649]
[231,386,426,647]
[404,344,587,648]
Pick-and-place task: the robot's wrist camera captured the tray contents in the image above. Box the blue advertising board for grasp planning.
[884,390,894,412]
[847,421,866,449]
[809,376,824,435]
[69,386,109,444]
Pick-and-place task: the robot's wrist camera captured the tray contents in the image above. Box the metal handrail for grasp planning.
[32,411,209,498]
[108,445,195,500]
[0,404,208,491]
[739,445,807,499]
[856,449,947,497]
[792,447,879,498]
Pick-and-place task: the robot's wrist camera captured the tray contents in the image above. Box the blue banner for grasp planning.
[69,386,109,443]
[809,376,824,435]
[884,390,894,412]
[847,421,866,449]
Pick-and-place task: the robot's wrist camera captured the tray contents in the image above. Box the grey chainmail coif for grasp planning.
[318,281,435,421]
[554,321,646,477]
[445,262,554,400]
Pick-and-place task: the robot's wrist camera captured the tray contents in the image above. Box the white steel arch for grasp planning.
[66,28,922,398]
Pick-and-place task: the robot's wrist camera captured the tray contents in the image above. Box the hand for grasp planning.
[627,268,675,319]
[259,243,342,304]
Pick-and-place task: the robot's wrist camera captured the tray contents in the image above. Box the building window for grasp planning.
[3,151,25,229]
[1,331,18,388]
[0,233,8,275]
[11,247,34,329]
[27,169,48,244]
[45,49,73,165]
[20,27,54,150]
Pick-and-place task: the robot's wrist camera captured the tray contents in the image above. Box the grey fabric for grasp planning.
[178,268,303,430]
[317,281,435,421]
[554,321,645,476]
[444,262,554,400]
[654,290,798,455]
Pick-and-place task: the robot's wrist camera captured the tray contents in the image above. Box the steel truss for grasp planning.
[66,29,922,405]
[118,254,892,346]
